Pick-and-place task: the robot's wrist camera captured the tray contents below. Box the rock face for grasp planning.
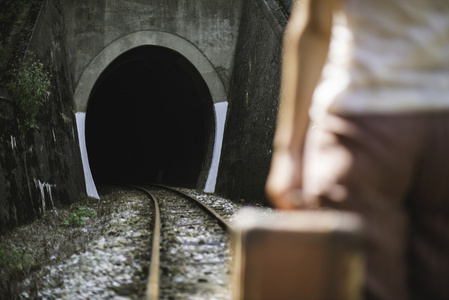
[216,0,289,205]
[0,0,85,231]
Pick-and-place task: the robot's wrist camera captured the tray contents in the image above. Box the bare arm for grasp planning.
[266,0,333,209]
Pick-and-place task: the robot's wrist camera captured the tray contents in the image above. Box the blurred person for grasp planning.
[266,0,449,299]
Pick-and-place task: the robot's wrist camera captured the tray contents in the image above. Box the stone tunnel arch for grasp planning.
[73,31,227,194]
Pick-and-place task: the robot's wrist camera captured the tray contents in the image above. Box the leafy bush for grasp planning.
[10,51,51,128]
[0,244,34,271]
[63,206,97,227]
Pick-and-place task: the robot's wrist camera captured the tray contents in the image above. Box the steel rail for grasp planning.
[121,183,231,300]
[124,185,161,300]
[148,183,231,230]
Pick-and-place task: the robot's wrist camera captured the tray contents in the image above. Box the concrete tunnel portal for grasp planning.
[85,45,216,188]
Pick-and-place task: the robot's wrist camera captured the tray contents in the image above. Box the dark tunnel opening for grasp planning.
[85,46,215,188]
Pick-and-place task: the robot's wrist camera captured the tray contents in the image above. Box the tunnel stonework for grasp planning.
[73,31,229,112]
[62,0,243,95]
[64,0,243,193]
[216,0,288,204]
[1,0,290,229]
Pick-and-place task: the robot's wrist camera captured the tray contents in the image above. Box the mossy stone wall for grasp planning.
[0,0,85,231]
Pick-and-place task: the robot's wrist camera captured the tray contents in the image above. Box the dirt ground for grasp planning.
[0,186,122,299]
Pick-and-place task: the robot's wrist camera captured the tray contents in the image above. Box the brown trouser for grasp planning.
[303,112,449,300]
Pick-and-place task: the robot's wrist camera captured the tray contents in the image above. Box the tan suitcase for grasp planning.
[231,208,364,300]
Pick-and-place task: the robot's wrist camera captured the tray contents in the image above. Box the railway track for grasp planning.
[133,184,233,300]
[26,184,238,299]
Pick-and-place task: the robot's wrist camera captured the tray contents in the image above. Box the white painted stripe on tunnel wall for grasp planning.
[205,101,228,193]
[76,112,100,199]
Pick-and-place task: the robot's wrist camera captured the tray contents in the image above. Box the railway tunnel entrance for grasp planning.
[85,45,215,188]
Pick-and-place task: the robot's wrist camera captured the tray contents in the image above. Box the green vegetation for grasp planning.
[8,51,51,129]
[63,206,97,227]
[0,243,34,271]
[0,190,107,298]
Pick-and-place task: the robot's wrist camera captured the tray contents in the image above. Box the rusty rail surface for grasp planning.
[125,185,161,300]
[124,183,231,299]
[149,183,231,230]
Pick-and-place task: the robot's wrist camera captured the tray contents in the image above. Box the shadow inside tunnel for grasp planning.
[85,45,215,188]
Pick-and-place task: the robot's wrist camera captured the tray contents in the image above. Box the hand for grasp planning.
[266,148,304,210]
